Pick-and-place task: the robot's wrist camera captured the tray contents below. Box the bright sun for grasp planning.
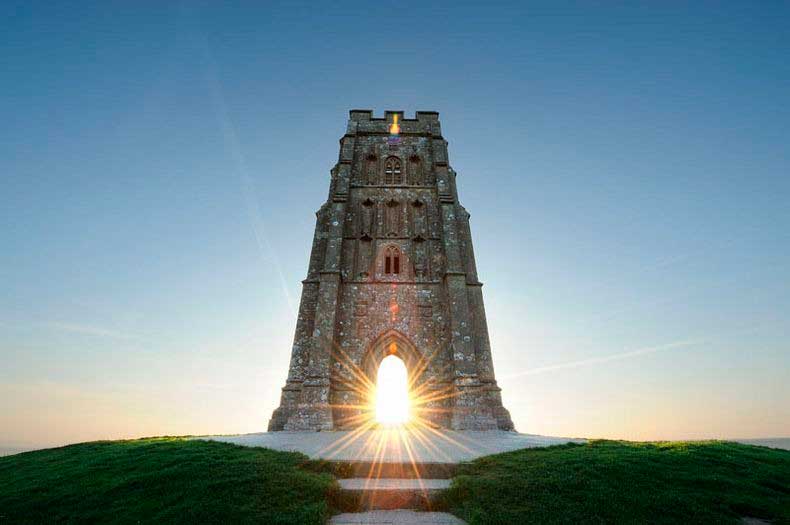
[375,355,411,425]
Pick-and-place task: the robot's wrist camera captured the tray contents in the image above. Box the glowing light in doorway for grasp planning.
[375,354,410,425]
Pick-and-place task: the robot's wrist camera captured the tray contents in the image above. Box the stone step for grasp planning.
[336,478,452,511]
[330,461,457,479]
[339,478,452,490]
[330,510,466,524]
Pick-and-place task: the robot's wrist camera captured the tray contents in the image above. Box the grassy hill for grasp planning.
[0,438,788,524]
[0,438,336,524]
[440,440,790,524]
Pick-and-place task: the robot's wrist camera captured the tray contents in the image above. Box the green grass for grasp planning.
[440,440,790,524]
[3,438,788,524]
[0,438,337,524]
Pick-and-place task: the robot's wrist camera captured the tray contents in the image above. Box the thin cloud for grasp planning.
[47,322,139,341]
[502,338,704,379]
[201,41,295,317]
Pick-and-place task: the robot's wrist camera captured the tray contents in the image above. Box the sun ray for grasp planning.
[319,420,377,458]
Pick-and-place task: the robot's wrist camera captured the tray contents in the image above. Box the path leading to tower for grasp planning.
[321,439,465,525]
[199,429,584,462]
[200,430,583,524]
[329,510,465,524]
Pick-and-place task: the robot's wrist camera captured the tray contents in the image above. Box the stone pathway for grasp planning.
[330,510,465,524]
[339,479,451,490]
[200,429,584,462]
[197,429,584,524]
[337,474,452,512]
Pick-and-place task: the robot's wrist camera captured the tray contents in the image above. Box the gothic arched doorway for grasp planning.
[362,330,424,425]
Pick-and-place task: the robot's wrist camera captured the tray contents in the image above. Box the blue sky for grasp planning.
[1,1,789,447]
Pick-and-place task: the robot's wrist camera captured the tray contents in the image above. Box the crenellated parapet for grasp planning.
[347,110,442,138]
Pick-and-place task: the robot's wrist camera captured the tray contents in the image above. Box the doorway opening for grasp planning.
[375,354,411,425]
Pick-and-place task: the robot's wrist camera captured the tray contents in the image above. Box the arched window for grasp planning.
[384,246,400,275]
[384,157,402,185]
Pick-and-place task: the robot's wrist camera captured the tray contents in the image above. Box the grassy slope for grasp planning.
[440,440,790,525]
[2,438,789,524]
[0,438,336,524]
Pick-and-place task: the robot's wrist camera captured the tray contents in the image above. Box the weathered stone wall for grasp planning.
[268,110,514,431]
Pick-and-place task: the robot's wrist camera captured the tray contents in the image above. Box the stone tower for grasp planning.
[268,110,514,432]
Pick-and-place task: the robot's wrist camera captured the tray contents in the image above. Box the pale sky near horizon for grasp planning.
[2,2,789,449]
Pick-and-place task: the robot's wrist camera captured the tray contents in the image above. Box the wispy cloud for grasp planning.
[201,41,295,317]
[46,322,139,341]
[501,338,705,379]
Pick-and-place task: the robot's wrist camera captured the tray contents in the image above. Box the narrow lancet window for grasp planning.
[384,246,401,275]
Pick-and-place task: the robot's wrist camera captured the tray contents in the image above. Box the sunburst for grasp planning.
[317,338,484,509]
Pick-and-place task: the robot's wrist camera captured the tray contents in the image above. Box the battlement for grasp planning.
[349,110,439,122]
[347,110,441,136]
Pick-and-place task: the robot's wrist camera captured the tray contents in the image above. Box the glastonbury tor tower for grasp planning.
[269,110,514,431]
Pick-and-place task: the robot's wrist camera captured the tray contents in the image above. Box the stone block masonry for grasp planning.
[268,110,514,431]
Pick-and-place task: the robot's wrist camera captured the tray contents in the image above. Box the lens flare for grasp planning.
[322,336,468,478]
[375,355,410,425]
[389,114,400,135]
